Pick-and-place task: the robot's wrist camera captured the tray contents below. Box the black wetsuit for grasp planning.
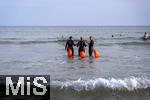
[77,40,87,56]
[89,40,94,56]
[65,40,75,56]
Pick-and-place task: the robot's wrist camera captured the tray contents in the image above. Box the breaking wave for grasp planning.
[50,77,150,91]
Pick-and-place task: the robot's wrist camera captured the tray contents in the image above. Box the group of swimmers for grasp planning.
[65,32,149,57]
[144,32,150,40]
[65,36,94,57]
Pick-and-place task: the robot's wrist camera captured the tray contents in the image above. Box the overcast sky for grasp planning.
[0,0,150,26]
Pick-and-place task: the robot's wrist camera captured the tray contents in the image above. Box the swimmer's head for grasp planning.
[89,36,92,40]
[80,36,83,40]
[69,36,72,40]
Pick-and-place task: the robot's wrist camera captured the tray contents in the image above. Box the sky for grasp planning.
[0,0,150,26]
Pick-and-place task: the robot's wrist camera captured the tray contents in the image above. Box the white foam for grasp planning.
[50,77,150,91]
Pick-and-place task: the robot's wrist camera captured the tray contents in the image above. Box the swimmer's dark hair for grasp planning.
[69,36,72,39]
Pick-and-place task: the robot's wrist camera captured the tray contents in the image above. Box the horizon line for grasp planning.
[0,25,150,27]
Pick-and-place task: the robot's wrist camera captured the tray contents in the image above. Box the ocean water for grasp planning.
[0,26,150,100]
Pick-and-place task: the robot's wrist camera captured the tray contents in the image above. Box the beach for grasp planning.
[0,26,150,100]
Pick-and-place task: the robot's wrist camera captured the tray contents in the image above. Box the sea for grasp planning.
[0,26,150,100]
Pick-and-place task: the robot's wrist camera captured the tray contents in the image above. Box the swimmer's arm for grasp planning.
[65,41,68,50]
[73,41,76,46]
[76,42,79,47]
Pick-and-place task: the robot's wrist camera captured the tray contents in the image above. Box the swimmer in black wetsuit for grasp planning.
[65,36,75,56]
[88,36,94,56]
[77,37,87,56]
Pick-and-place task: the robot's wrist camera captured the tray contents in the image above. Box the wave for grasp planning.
[0,40,149,46]
[0,36,141,41]
[50,77,150,91]
[98,41,150,46]
[0,37,149,45]
[0,38,80,44]
[96,37,140,40]
[0,37,62,44]
[0,40,53,44]
[51,77,150,100]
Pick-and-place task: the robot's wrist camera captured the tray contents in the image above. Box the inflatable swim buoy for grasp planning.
[94,49,100,58]
[68,48,72,57]
[80,51,85,58]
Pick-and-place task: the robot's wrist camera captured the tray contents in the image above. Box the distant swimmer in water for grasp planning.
[77,36,87,56]
[143,32,150,40]
[65,36,76,56]
[112,35,114,37]
[88,36,94,56]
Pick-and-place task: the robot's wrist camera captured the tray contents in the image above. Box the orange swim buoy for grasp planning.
[94,49,100,58]
[68,48,72,57]
[80,51,85,58]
